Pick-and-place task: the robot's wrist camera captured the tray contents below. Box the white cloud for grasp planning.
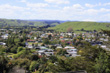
[63,4,83,11]
[104,3,110,6]
[62,3,110,21]
[44,0,70,4]
[20,0,27,3]
[27,3,49,8]
[0,4,28,19]
[20,0,49,8]
[85,2,110,8]
[85,3,102,8]
[82,19,96,22]
[73,4,83,9]
[0,4,25,11]
[100,8,110,12]
[81,8,110,16]
[84,9,98,15]
[85,3,95,8]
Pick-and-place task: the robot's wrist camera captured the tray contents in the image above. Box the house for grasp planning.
[0,42,6,45]
[1,34,8,39]
[25,42,28,46]
[100,38,108,42]
[60,33,65,36]
[64,46,80,57]
[27,39,35,42]
[40,34,48,38]
[101,45,110,51]
[40,46,49,50]
[44,49,54,56]
[67,49,77,54]
[38,38,42,43]
[27,45,33,49]
[27,34,31,38]
[35,46,49,50]
[104,39,109,42]
[67,49,79,57]
[66,33,72,36]
[56,46,63,49]
[0,29,6,34]
[35,46,40,50]
[91,34,95,37]
[37,49,54,56]
[34,37,37,40]
[91,41,103,46]
[38,50,45,55]
[101,45,107,48]
[64,46,75,49]
[46,33,53,36]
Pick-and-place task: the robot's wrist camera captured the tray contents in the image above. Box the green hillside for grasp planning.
[0,19,48,26]
[50,21,110,32]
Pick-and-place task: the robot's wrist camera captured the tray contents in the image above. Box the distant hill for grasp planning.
[28,20,66,23]
[50,21,110,32]
[0,19,48,26]
[27,20,66,26]
[0,19,64,27]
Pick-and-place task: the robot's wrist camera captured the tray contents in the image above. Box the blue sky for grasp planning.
[0,0,110,21]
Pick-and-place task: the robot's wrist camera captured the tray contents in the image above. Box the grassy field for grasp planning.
[49,21,110,32]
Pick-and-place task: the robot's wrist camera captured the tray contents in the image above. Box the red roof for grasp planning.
[60,36,64,39]
[27,39,35,42]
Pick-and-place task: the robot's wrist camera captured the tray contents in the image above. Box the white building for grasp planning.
[1,34,8,39]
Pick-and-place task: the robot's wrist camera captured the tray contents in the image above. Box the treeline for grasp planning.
[102,30,110,36]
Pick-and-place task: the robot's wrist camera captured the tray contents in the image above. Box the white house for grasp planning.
[56,46,63,49]
[0,42,6,45]
[1,34,8,39]
[27,45,33,49]
[38,49,54,56]
[64,46,75,49]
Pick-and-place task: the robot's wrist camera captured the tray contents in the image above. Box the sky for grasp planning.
[0,0,110,21]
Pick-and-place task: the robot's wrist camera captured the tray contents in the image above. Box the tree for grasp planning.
[78,42,105,61]
[29,55,39,61]
[48,34,52,40]
[81,28,84,31]
[10,46,17,53]
[49,56,58,63]
[43,38,50,44]
[29,61,39,72]
[17,47,23,53]
[47,57,95,73]
[0,55,12,73]
[0,46,6,53]
[67,27,73,32]
[102,30,110,36]
[6,36,15,47]
[56,49,68,56]
[38,56,48,73]
[94,52,110,73]
[13,58,31,71]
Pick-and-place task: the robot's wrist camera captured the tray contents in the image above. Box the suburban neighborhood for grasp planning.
[0,26,110,73]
